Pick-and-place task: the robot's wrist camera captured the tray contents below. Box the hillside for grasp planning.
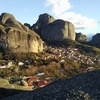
[3,70,100,100]
[0,12,100,100]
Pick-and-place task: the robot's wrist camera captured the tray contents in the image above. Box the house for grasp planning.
[18,62,24,66]
[34,80,49,87]
[27,75,39,86]
[80,66,88,72]
[7,61,13,67]
[0,65,7,68]
[36,72,44,76]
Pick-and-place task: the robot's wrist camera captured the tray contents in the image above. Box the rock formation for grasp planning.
[0,78,32,99]
[24,23,31,29]
[31,13,55,36]
[76,32,88,42]
[90,33,100,48]
[41,19,75,42]
[4,70,100,100]
[0,13,43,53]
[31,13,75,42]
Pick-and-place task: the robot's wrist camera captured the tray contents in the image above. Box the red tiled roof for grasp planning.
[36,80,49,87]
[28,75,39,83]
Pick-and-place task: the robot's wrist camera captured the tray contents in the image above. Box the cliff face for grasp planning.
[76,32,88,42]
[31,13,75,42]
[0,13,43,53]
[31,13,55,36]
[41,19,75,42]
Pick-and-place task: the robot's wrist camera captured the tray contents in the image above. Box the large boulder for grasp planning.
[0,78,10,87]
[24,23,31,29]
[76,32,88,42]
[0,13,43,53]
[31,13,55,36]
[41,19,75,42]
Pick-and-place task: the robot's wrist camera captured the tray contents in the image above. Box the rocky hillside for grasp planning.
[3,70,100,100]
[89,33,100,48]
[76,32,88,42]
[41,19,75,42]
[31,13,76,42]
[31,13,55,37]
[0,13,43,53]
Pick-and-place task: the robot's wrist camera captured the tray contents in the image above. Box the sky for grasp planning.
[0,0,100,40]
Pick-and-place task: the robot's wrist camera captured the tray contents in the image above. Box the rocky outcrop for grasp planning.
[31,14,75,42]
[0,78,32,99]
[0,78,10,87]
[0,13,43,53]
[31,13,55,36]
[31,13,75,42]
[41,19,75,42]
[76,32,88,42]
[4,70,100,100]
[89,33,100,48]
[24,23,31,29]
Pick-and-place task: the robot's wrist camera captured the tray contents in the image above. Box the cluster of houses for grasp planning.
[22,73,50,88]
[0,45,99,72]
[0,45,100,88]
[42,45,99,72]
[0,60,50,88]
[0,61,13,68]
[43,45,100,64]
[8,72,50,89]
[0,60,32,68]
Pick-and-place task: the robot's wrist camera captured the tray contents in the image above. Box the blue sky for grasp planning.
[0,0,100,39]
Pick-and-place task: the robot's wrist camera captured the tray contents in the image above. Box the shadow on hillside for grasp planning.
[0,88,31,99]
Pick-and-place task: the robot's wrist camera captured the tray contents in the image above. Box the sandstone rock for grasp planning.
[21,80,29,87]
[0,78,9,86]
[0,13,15,24]
[0,13,23,30]
[0,12,43,53]
[41,19,75,42]
[31,13,55,36]
[76,32,88,42]
[24,23,31,29]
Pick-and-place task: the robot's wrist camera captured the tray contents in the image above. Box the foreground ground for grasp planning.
[3,70,100,100]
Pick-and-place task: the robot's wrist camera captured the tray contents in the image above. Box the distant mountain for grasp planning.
[4,70,100,100]
[76,32,88,42]
[89,33,100,48]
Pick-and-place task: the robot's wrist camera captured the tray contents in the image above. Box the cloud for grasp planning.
[45,0,97,30]
[96,21,100,24]
[58,12,97,29]
[45,0,72,16]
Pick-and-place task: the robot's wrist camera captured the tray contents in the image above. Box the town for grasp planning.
[0,43,100,90]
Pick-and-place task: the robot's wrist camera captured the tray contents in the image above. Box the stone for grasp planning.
[76,32,88,42]
[0,12,43,53]
[41,19,75,42]
[31,13,55,36]
[90,33,100,48]
[0,78,9,86]
[24,23,31,29]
